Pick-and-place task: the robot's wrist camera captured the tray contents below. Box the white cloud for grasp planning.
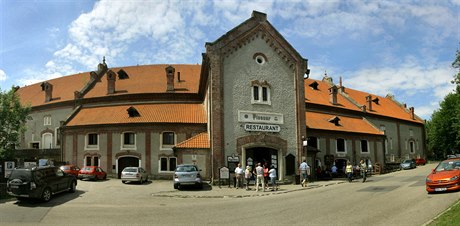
[0,69,7,83]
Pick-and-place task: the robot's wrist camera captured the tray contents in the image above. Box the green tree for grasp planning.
[0,87,31,160]
[427,51,460,159]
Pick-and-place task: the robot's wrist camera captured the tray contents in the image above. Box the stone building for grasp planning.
[14,11,425,181]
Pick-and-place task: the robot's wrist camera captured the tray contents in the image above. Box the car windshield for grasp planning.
[82,167,93,171]
[61,166,70,170]
[403,160,412,163]
[435,160,460,172]
[123,168,137,172]
[176,166,197,172]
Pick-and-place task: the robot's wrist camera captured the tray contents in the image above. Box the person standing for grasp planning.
[255,163,265,192]
[234,163,244,189]
[299,160,310,187]
[346,161,353,182]
[269,165,278,191]
[244,166,252,190]
[331,164,338,178]
[360,159,367,183]
[263,163,269,188]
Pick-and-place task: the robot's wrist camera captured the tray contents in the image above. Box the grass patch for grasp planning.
[429,199,460,226]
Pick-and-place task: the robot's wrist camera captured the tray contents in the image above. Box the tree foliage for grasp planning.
[427,51,460,159]
[0,87,31,160]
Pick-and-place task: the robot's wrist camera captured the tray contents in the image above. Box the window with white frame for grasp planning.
[336,138,346,153]
[360,140,369,153]
[162,132,175,148]
[251,82,271,105]
[122,132,136,149]
[84,155,100,166]
[159,156,177,172]
[86,133,99,149]
[44,116,51,126]
[409,129,413,137]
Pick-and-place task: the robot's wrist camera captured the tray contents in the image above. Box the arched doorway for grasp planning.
[335,158,348,176]
[245,147,278,177]
[117,156,139,179]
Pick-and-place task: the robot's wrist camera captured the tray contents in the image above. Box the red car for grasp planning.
[78,166,107,181]
[60,164,80,177]
[426,158,460,193]
[416,158,427,166]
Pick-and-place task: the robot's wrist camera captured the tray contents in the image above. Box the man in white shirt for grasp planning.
[255,163,265,192]
[234,163,244,189]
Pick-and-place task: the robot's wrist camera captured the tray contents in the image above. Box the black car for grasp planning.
[6,166,77,202]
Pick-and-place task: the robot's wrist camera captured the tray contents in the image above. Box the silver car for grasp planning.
[400,159,416,170]
[121,167,149,184]
[173,164,203,189]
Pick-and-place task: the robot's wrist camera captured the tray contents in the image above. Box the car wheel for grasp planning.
[41,188,52,202]
[122,180,126,184]
[94,175,98,181]
[69,181,76,193]
[197,183,203,189]
[103,175,107,180]
[174,184,179,189]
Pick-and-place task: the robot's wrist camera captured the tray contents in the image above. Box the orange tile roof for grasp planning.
[16,64,202,107]
[306,111,384,135]
[175,132,210,149]
[16,72,91,107]
[343,88,424,124]
[84,64,201,98]
[66,103,206,126]
[304,78,361,111]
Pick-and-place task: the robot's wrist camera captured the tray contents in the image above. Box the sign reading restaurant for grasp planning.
[238,111,284,124]
[244,123,281,132]
[239,111,283,133]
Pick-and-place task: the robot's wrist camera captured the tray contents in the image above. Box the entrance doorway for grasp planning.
[335,158,347,176]
[245,147,278,176]
[118,156,139,179]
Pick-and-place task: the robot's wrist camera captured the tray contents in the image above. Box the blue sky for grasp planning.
[1,0,459,120]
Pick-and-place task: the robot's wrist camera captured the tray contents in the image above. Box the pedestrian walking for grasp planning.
[263,163,269,187]
[234,163,244,189]
[255,163,265,192]
[269,165,278,191]
[245,166,252,190]
[360,159,367,183]
[299,160,310,187]
[346,161,353,182]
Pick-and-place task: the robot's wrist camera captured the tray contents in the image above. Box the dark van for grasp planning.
[6,166,77,202]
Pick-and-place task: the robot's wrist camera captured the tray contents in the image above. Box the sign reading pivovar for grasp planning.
[244,123,281,132]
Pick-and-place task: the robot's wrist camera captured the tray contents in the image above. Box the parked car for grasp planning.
[60,164,80,177]
[173,164,203,189]
[121,167,149,184]
[415,158,427,166]
[426,158,460,193]
[6,166,77,202]
[78,166,107,181]
[400,159,416,170]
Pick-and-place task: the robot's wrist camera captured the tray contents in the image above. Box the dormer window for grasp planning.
[251,80,271,105]
[127,107,140,117]
[117,69,129,79]
[328,116,341,126]
[372,97,380,105]
[309,81,319,90]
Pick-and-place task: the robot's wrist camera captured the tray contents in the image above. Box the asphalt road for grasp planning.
[1,163,459,226]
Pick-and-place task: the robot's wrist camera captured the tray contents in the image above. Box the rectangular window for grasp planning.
[336,138,346,152]
[262,87,268,101]
[86,156,92,166]
[44,116,51,126]
[253,86,259,101]
[361,140,369,153]
[409,141,415,154]
[124,133,135,145]
[307,137,318,149]
[31,142,39,149]
[162,132,175,145]
[409,129,413,137]
[93,157,99,166]
[160,157,177,172]
[88,134,98,145]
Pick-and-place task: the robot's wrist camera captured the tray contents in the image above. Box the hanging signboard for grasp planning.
[244,124,281,132]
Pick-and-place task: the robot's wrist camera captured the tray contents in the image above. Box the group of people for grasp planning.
[234,162,278,192]
[345,159,368,183]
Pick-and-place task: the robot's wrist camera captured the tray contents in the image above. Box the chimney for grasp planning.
[339,76,345,92]
[329,85,338,105]
[362,105,367,113]
[366,95,373,111]
[107,70,116,94]
[409,107,415,120]
[165,65,175,92]
[40,82,53,102]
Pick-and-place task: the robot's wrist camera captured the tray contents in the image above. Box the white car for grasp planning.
[121,167,149,184]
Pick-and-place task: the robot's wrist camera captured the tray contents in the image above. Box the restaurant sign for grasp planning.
[244,123,281,132]
[238,111,284,125]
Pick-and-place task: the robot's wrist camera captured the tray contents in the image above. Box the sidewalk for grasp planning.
[151,179,346,198]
